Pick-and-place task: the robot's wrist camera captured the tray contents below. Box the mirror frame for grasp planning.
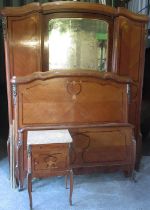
[42,12,114,72]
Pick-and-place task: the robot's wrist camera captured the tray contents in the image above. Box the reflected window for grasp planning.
[48,18,108,71]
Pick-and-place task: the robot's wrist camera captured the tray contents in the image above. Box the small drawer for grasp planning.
[31,143,69,174]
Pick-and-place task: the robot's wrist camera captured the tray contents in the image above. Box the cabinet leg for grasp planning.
[18,181,24,191]
[131,171,137,183]
[123,170,132,178]
[28,173,32,210]
[69,170,73,206]
[65,174,68,189]
[18,173,24,191]
[123,167,137,182]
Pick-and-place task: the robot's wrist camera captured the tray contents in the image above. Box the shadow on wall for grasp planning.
[141,48,150,155]
[0,85,9,158]
[0,19,9,158]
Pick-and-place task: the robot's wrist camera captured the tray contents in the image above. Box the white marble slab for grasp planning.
[27,129,72,145]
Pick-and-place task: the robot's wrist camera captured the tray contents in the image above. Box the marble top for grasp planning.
[27,129,72,145]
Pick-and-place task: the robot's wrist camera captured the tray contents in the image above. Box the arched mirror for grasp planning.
[48,18,109,71]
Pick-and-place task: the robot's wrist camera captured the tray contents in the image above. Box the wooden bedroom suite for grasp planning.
[0,1,149,209]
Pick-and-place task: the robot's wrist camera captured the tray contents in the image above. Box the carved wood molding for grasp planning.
[11,71,132,85]
[19,123,133,133]
[0,3,40,16]
[0,2,148,23]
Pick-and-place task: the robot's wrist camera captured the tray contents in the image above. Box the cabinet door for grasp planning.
[7,13,42,77]
[113,16,146,165]
[4,13,42,126]
[113,16,145,82]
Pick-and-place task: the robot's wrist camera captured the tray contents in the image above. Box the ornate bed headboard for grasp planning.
[11,71,131,129]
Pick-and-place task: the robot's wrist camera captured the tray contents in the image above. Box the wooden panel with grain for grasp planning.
[70,126,134,167]
[8,13,41,77]
[17,76,128,127]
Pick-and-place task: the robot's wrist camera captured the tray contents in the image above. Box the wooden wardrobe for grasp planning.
[0,2,148,188]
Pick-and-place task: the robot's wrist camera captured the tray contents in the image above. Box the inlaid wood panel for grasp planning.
[31,144,69,176]
[17,76,128,127]
[70,126,134,167]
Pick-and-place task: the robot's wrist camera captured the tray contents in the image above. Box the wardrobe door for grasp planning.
[2,9,42,187]
[113,16,147,167]
[7,13,42,78]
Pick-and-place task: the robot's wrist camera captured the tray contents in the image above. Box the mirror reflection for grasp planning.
[48,18,108,71]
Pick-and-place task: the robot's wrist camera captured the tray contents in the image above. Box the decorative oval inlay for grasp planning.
[67,80,82,100]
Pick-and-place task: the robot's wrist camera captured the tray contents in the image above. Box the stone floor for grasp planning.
[0,154,150,210]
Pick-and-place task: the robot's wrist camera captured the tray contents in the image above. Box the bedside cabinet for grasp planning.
[27,129,73,209]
